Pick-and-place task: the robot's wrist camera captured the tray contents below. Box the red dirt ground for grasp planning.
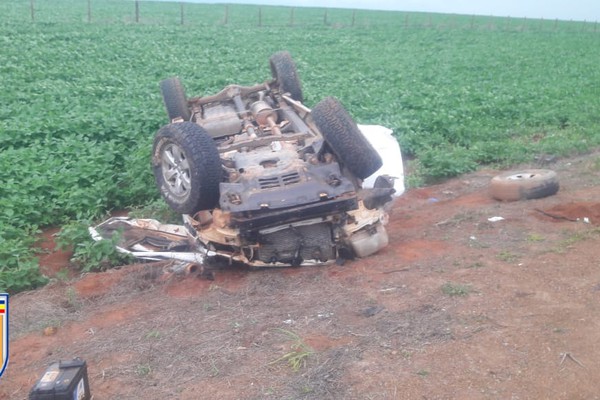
[3,152,600,399]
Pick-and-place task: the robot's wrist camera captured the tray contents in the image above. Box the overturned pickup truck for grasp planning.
[93,52,403,268]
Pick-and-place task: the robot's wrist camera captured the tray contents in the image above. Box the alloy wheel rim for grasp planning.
[161,143,191,197]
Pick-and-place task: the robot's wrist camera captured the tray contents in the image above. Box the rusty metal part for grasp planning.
[210,208,232,229]
[188,83,270,106]
[256,222,335,264]
[217,131,310,153]
[343,201,388,234]
[341,202,390,257]
[198,103,242,138]
[185,263,201,275]
[278,100,312,136]
[250,101,276,125]
[282,94,311,114]
[250,100,281,136]
[90,217,214,263]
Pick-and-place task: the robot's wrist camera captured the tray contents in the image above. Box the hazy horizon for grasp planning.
[161,0,600,22]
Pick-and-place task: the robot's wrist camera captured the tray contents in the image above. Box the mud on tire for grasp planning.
[160,77,192,122]
[490,169,559,202]
[312,97,383,180]
[152,122,221,214]
[269,51,303,102]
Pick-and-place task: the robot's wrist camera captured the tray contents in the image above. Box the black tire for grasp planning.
[160,77,192,122]
[152,122,221,214]
[490,169,559,202]
[312,97,383,180]
[269,51,303,102]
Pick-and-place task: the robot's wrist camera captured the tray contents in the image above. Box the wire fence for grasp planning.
[1,0,599,32]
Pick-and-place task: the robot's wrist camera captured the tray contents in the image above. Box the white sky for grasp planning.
[181,0,600,21]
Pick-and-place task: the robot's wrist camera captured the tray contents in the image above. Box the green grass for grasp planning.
[527,233,546,242]
[497,251,520,263]
[270,329,314,372]
[441,282,473,297]
[555,227,600,253]
[1,2,600,292]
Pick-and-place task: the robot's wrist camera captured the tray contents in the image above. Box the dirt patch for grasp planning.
[35,227,74,278]
[539,202,600,224]
[4,151,600,399]
[73,269,132,299]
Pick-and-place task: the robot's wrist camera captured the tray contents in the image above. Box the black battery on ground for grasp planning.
[29,358,91,400]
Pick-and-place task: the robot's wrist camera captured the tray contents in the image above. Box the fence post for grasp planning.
[290,7,294,27]
[135,0,139,23]
[224,5,228,25]
[87,0,91,23]
[404,13,408,28]
[180,2,184,25]
[30,0,35,22]
[352,10,355,27]
[323,9,327,25]
[595,21,597,33]
[470,15,474,29]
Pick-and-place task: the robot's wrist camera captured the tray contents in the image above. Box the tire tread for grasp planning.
[312,97,383,179]
[490,169,559,201]
[152,122,221,214]
[160,77,191,122]
[270,51,303,102]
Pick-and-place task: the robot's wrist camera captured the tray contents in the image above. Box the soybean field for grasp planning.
[1,1,600,292]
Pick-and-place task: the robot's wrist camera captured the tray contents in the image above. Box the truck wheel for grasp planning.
[152,122,221,214]
[490,169,559,201]
[269,51,303,102]
[160,77,192,122]
[312,97,383,180]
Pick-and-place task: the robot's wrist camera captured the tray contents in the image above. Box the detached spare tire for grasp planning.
[152,122,221,214]
[269,51,303,102]
[490,169,559,201]
[160,77,192,122]
[312,97,383,180]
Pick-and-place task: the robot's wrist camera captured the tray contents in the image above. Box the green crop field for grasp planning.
[1,0,599,292]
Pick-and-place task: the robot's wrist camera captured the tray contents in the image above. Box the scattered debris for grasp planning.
[43,326,58,336]
[534,208,578,222]
[487,216,505,222]
[382,267,410,274]
[317,312,334,319]
[89,217,207,264]
[535,203,600,225]
[559,352,585,370]
[361,306,384,317]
